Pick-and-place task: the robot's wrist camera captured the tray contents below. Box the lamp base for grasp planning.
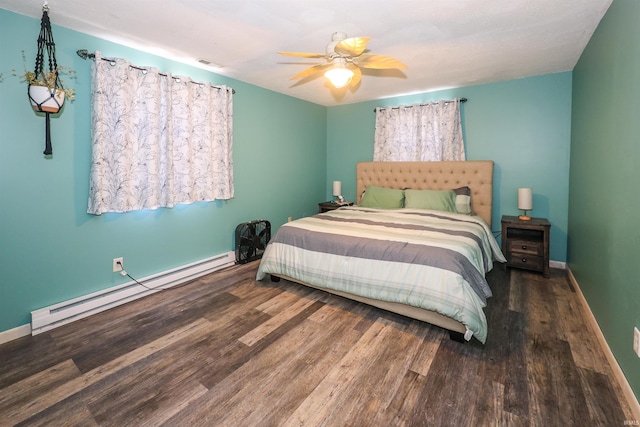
[518,215,532,221]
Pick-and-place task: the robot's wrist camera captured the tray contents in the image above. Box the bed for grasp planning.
[256,161,506,343]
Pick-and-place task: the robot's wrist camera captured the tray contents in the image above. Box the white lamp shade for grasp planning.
[332,181,342,197]
[324,58,354,88]
[518,188,533,210]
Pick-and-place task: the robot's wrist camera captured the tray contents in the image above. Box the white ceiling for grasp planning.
[1,0,612,106]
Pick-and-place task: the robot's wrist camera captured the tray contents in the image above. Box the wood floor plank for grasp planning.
[523,275,561,340]
[477,264,511,400]
[408,325,445,376]
[478,266,531,422]
[56,289,240,374]
[77,321,218,425]
[578,366,629,425]
[381,369,426,427]
[1,318,213,425]
[410,337,485,426]
[164,301,362,426]
[203,284,283,327]
[469,379,505,427]
[348,320,433,426]
[90,377,208,427]
[507,266,528,313]
[501,309,530,420]
[555,280,611,373]
[0,359,81,420]
[15,400,100,427]
[253,287,309,315]
[526,336,591,426]
[198,299,327,390]
[0,332,69,387]
[238,291,322,346]
[218,311,366,426]
[281,318,393,426]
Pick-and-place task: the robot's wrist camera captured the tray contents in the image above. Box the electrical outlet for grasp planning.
[113,257,123,272]
[634,327,640,358]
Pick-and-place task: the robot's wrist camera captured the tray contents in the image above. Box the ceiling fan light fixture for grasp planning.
[278,33,405,90]
[324,58,354,88]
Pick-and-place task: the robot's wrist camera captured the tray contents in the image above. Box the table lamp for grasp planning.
[333,181,344,203]
[518,188,532,221]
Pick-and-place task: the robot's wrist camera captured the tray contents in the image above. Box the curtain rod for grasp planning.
[76,49,235,94]
[373,98,466,112]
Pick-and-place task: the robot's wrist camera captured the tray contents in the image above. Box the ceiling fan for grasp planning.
[277,32,407,89]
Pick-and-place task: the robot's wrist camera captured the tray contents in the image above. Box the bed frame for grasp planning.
[273,160,495,341]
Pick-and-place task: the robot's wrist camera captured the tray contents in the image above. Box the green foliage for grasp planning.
[1,50,76,100]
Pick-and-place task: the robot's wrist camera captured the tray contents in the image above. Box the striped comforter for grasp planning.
[256,207,506,343]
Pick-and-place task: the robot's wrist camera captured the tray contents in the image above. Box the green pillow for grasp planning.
[404,189,456,212]
[360,185,404,209]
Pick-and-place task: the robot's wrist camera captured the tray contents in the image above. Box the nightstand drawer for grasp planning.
[508,239,543,256]
[507,253,544,271]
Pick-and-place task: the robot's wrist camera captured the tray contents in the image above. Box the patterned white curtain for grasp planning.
[373,99,465,161]
[87,51,234,215]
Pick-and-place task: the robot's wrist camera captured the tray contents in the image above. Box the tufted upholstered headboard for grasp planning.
[356,161,495,226]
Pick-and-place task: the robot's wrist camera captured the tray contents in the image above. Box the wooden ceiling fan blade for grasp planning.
[278,51,326,59]
[290,63,332,80]
[347,64,362,87]
[335,37,371,57]
[357,53,408,70]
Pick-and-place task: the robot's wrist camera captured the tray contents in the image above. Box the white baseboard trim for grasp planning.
[0,324,32,345]
[30,251,236,336]
[550,260,566,270]
[567,266,640,421]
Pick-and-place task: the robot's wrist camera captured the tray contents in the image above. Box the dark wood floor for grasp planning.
[0,261,635,426]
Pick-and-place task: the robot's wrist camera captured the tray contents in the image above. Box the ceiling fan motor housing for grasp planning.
[326,32,348,58]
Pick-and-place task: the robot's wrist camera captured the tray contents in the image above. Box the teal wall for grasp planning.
[0,9,326,332]
[570,0,640,398]
[326,73,573,262]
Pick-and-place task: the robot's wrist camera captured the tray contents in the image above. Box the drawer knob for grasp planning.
[521,245,527,250]
[522,258,527,263]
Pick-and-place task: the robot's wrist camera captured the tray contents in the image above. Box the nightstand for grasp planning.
[501,215,551,278]
[318,200,354,213]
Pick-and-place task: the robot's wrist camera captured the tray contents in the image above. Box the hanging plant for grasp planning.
[24,2,75,156]
[12,50,76,105]
[23,69,75,113]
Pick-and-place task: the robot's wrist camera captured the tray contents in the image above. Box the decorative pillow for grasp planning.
[359,185,404,209]
[453,186,471,196]
[404,189,456,212]
[455,195,472,215]
[452,186,472,215]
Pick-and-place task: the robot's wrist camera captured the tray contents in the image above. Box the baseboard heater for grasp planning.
[31,251,235,335]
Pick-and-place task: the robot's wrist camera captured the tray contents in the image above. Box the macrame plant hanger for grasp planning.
[29,1,65,155]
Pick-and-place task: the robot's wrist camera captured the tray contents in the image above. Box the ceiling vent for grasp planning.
[197,58,222,68]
